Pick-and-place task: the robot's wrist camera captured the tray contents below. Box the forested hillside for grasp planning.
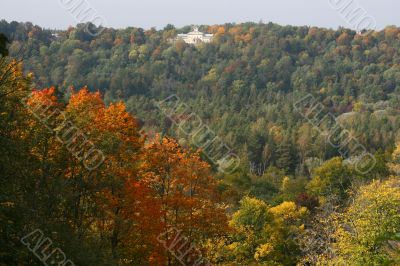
[1,20,400,265]
[2,20,400,173]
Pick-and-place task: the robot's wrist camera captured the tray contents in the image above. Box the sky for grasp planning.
[1,0,398,31]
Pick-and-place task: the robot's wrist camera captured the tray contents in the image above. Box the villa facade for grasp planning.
[175,27,213,44]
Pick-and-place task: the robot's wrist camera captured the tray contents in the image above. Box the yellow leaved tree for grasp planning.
[212,197,308,265]
[325,178,400,265]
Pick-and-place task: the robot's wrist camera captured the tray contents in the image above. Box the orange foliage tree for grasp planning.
[20,87,229,265]
[141,136,228,264]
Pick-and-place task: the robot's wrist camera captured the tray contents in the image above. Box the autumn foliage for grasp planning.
[6,84,229,265]
[3,21,400,265]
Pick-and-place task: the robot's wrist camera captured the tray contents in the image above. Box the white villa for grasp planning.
[175,27,213,44]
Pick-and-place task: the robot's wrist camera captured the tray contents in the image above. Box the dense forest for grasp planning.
[0,20,400,265]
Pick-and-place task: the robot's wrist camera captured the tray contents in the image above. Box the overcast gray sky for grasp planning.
[1,0,398,30]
